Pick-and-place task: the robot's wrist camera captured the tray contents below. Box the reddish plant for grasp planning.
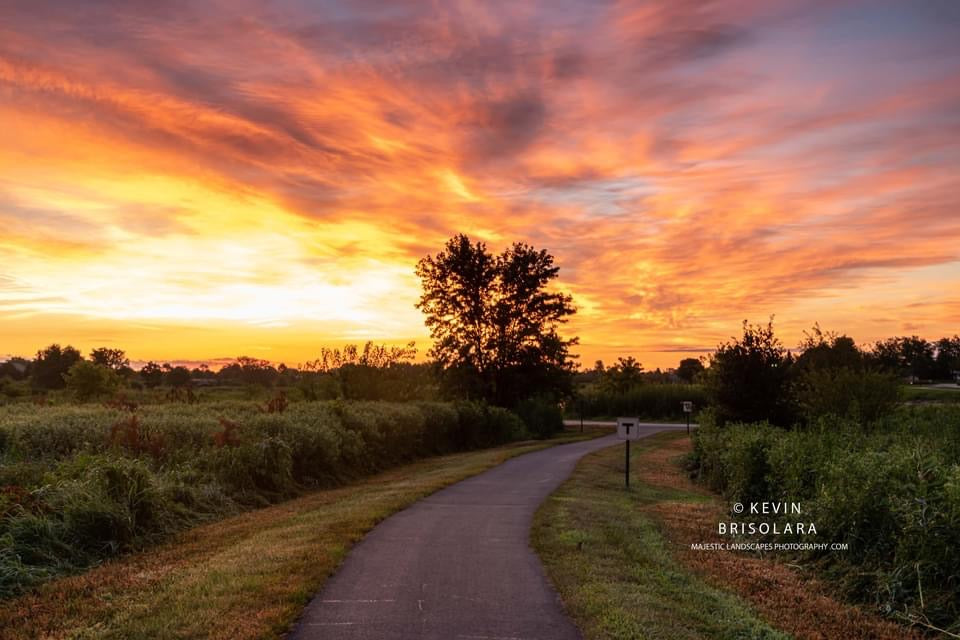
[104,393,138,412]
[213,417,241,447]
[108,414,165,458]
[262,390,289,414]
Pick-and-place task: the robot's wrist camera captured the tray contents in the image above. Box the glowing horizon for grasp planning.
[1,1,959,370]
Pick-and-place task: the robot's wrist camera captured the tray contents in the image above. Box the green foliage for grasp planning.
[415,234,577,407]
[63,361,121,401]
[577,384,707,420]
[597,356,644,394]
[514,396,563,439]
[704,319,796,426]
[692,407,960,632]
[0,399,528,597]
[795,367,901,424]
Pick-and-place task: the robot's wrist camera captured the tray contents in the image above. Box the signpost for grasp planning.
[617,417,642,487]
[682,401,693,435]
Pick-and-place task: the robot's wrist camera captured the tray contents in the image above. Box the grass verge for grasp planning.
[533,432,787,639]
[533,431,925,640]
[0,427,607,639]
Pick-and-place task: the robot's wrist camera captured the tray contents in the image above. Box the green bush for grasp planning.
[0,399,529,598]
[691,407,960,632]
[577,384,707,420]
[515,397,563,439]
[63,361,121,401]
[794,367,900,425]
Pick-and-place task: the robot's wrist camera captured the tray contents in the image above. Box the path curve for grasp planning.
[289,424,686,640]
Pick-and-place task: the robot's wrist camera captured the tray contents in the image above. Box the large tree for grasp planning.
[416,234,577,406]
[31,344,83,390]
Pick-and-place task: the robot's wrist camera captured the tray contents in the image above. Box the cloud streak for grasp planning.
[0,0,958,367]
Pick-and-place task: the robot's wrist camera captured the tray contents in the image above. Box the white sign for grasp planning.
[617,416,643,440]
[682,401,694,413]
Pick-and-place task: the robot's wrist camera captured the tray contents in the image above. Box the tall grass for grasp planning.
[692,405,960,633]
[0,400,525,597]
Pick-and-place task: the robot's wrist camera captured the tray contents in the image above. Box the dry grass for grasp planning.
[0,429,606,640]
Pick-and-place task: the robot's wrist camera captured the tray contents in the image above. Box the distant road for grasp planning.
[288,424,682,640]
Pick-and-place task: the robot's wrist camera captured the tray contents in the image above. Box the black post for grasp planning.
[686,412,690,436]
[625,440,630,488]
[579,397,584,433]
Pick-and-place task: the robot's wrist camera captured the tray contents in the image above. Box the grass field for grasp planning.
[0,426,608,639]
[533,432,923,640]
[902,385,960,403]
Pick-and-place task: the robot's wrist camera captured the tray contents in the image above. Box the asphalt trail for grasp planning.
[289,424,686,640]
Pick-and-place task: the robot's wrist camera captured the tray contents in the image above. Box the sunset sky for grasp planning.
[1,0,959,370]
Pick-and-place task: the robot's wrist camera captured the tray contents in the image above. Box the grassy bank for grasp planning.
[534,431,924,639]
[693,405,960,634]
[0,400,527,597]
[0,426,607,639]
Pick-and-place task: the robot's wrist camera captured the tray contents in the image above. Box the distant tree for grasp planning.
[415,234,577,406]
[0,357,31,381]
[90,347,130,371]
[793,325,898,423]
[164,365,192,388]
[64,361,120,401]
[934,336,960,381]
[140,361,165,388]
[600,356,644,393]
[795,325,864,371]
[871,336,936,382]
[31,344,83,390]
[593,360,605,374]
[675,357,705,383]
[705,319,795,426]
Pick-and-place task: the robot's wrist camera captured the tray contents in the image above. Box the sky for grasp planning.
[1,0,959,370]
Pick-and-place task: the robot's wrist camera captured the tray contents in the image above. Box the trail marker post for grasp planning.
[682,401,693,435]
[617,417,642,487]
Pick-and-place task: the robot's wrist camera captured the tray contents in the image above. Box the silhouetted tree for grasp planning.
[793,325,898,424]
[600,356,644,393]
[934,336,960,381]
[675,357,705,383]
[871,336,936,382]
[31,344,83,390]
[140,361,165,388]
[0,357,31,381]
[705,319,795,426]
[90,347,130,371]
[416,234,577,406]
[164,365,192,388]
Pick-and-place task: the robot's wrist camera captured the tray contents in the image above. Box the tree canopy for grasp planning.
[415,234,577,406]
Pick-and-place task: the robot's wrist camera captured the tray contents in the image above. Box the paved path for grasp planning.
[289,424,686,640]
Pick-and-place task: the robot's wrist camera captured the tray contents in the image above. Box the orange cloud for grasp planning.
[1,0,958,369]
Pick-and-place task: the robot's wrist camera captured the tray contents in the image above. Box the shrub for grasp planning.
[577,384,707,420]
[692,406,960,631]
[794,367,900,425]
[63,361,121,401]
[515,396,563,439]
[0,398,531,597]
